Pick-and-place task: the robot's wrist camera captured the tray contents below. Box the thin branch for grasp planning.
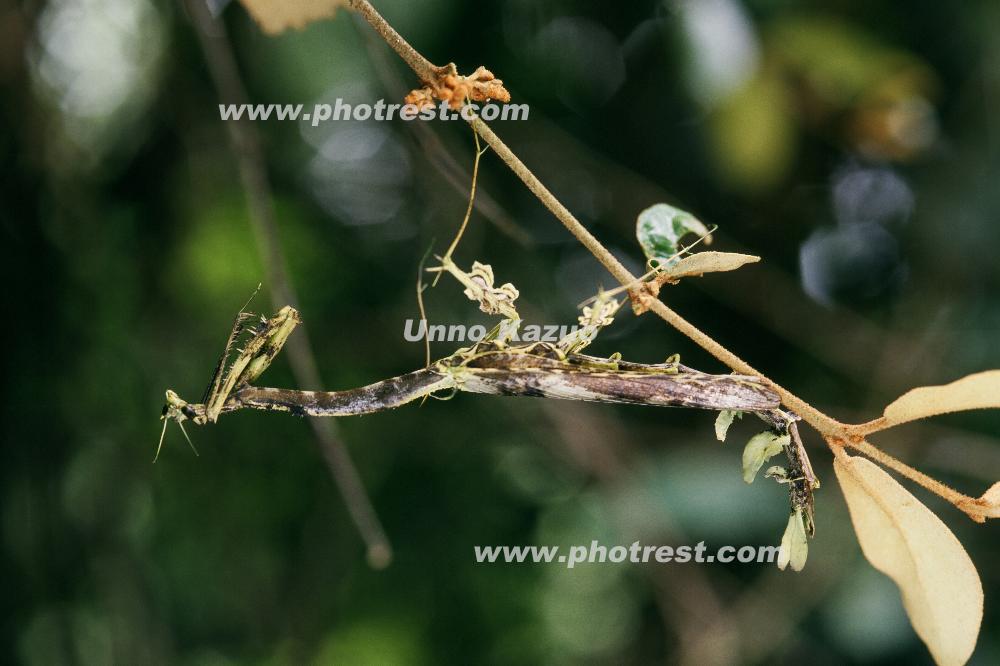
[467,118,637,285]
[184,0,392,568]
[348,0,441,84]
[849,416,889,436]
[838,438,977,513]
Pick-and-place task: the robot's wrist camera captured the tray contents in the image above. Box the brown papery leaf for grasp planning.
[881,370,1000,427]
[834,453,983,666]
[665,251,760,280]
[239,0,347,34]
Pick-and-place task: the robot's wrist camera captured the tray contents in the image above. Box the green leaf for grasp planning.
[741,431,789,483]
[636,203,712,267]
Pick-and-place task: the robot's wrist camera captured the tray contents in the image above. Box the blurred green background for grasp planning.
[3,0,999,663]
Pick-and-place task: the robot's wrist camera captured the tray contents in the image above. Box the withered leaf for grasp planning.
[664,251,760,280]
[834,453,983,666]
[881,370,1000,428]
[777,509,809,572]
[714,409,742,442]
[742,431,788,483]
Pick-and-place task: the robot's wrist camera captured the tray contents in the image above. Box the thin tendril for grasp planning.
[434,125,485,286]
[416,242,435,369]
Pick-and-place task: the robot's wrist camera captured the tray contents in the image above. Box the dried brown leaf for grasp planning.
[777,508,809,572]
[834,453,983,666]
[630,252,760,314]
[881,370,1000,428]
[425,65,511,110]
[404,87,435,110]
[239,0,346,34]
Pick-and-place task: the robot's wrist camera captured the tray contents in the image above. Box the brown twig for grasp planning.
[835,438,978,516]
[185,0,392,568]
[348,0,442,85]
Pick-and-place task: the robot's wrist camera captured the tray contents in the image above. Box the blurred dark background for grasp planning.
[3,0,999,663]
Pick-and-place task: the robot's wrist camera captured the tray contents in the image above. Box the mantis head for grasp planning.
[155,389,200,462]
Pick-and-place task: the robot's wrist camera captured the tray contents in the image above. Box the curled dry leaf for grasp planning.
[834,453,983,666]
[777,508,809,572]
[404,87,435,110]
[407,65,511,111]
[445,66,510,107]
[880,370,1000,428]
[463,261,519,316]
[239,0,347,34]
[741,431,789,483]
[557,294,623,354]
[764,465,788,481]
[957,481,1000,522]
[714,409,742,442]
[630,252,759,312]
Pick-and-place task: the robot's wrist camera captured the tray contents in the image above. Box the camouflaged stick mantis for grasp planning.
[161,257,819,569]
